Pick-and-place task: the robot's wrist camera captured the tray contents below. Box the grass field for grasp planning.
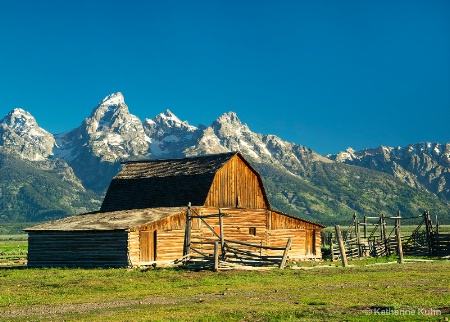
[0,258,448,321]
[0,228,449,321]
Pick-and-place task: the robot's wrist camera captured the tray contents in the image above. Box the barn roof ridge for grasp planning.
[121,151,240,164]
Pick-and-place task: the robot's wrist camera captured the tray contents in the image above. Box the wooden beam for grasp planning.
[279,238,292,269]
[395,212,404,264]
[183,203,192,258]
[219,209,225,260]
[214,242,219,271]
[335,225,348,267]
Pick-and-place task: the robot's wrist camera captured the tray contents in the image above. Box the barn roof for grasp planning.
[100,151,269,212]
[24,207,187,231]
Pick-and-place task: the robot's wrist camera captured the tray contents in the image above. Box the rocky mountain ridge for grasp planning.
[329,143,450,201]
[1,92,449,224]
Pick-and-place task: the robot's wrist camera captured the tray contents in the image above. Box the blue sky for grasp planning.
[1,1,449,155]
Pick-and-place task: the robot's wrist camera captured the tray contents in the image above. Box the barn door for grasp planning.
[140,230,157,262]
[305,230,316,256]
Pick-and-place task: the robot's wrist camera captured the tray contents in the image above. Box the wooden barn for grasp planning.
[26,152,325,268]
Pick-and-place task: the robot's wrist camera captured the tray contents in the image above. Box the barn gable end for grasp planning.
[205,153,268,208]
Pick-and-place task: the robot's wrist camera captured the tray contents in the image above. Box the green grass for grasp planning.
[0,235,28,265]
[0,235,27,251]
[0,260,448,321]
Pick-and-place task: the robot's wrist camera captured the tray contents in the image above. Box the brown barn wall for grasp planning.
[128,231,140,265]
[204,156,267,209]
[194,207,268,242]
[129,207,323,266]
[269,211,322,230]
[155,230,185,261]
[130,211,187,265]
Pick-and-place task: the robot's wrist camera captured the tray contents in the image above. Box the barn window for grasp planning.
[249,227,256,236]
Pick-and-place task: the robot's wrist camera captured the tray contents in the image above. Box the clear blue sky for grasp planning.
[1,1,449,155]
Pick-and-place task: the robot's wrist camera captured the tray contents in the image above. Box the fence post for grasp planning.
[354,214,361,257]
[424,210,433,255]
[395,212,404,264]
[380,213,388,256]
[330,238,335,262]
[214,241,219,271]
[436,215,440,235]
[183,202,192,259]
[280,238,292,269]
[364,215,367,238]
[219,209,225,259]
[335,225,348,267]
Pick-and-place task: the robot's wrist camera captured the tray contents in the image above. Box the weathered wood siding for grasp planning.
[268,211,322,259]
[155,230,185,261]
[27,231,128,268]
[127,207,323,266]
[205,156,267,209]
[130,211,186,265]
[189,207,322,260]
[269,211,321,230]
[192,207,267,241]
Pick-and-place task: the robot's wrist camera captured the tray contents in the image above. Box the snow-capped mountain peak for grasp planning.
[216,111,243,126]
[152,109,197,132]
[143,110,198,158]
[99,92,125,106]
[53,93,150,189]
[85,92,131,133]
[2,108,38,130]
[0,108,55,161]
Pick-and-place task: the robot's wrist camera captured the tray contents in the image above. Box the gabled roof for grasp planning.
[24,207,187,231]
[100,152,250,212]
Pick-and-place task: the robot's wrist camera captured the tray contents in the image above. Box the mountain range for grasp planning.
[1,92,449,225]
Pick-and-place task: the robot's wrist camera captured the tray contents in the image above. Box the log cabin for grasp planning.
[25,152,325,268]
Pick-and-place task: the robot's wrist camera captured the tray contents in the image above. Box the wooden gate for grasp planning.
[140,230,157,262]
[305,230,316,256]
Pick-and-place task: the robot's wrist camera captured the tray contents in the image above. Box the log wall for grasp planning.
[27,230,129,268]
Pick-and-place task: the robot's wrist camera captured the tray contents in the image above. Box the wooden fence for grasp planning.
[327,211,450,264]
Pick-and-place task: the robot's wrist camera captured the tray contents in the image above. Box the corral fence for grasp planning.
[322,211,450,265]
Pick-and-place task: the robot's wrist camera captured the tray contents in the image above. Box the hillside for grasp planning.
[0,153,101,222]
[256,161,449,226]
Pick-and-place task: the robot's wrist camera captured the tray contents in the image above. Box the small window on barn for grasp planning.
[249,227,256,236]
